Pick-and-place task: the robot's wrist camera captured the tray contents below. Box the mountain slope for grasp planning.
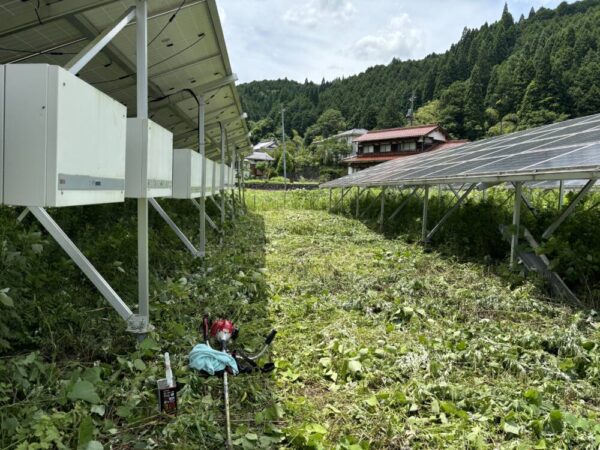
[239,0,600,142]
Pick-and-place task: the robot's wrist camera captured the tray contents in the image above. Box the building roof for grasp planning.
[334,129,368,138]
[340,140,469,165]
[354,124,442,143]
[253,140,277,151]
[245,151,274,162]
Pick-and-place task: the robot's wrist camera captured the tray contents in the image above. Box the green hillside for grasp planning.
[239,0,600,143]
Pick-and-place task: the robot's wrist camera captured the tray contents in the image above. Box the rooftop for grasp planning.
[354,124,442,143]
[245,151,275,162]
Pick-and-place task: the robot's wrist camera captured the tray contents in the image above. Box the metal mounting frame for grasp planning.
[149,198,200,257]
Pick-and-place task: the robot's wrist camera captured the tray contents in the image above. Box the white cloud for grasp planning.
[352,13,424,61]
[283,0,356,28]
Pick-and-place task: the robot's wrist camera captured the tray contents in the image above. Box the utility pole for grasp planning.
[406,91,416,126]
[281,107,287,206]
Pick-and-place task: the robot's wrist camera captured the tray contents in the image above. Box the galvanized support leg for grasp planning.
[355,187,361,218]
[421,186,429,242]
[387,187,419,221]
[149,199,199,257]
[425,184,475,242]
[220,123,226,229]
[135,0,151,332]
[191,199,218,233]
[199,95,206,258]
[29,207,134,323]
[558,180,564,209]
[510,182,522,269]
[542,179,596,240]
[379,187,386,232]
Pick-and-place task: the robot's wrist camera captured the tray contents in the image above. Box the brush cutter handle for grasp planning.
[202,316,210,343]
[265,329,277,345]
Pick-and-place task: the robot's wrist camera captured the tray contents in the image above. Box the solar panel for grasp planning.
[0,0,251,159]
[323,113,600,188]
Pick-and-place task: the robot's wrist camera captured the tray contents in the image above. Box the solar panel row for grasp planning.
[322,113,600,188]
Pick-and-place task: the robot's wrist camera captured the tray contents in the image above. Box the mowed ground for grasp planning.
[261,208,600,449]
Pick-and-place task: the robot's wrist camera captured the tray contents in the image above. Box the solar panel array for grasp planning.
[322,113,600,188]
[0,0,251,159]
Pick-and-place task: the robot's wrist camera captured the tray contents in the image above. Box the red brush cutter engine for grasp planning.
[209,319,239,347]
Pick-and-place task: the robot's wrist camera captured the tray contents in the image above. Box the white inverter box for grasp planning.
[2,64,127,207]
[126,118,173,198]
[204,158,215,197]
[172,149,203,199]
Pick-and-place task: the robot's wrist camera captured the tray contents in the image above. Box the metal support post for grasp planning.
[199,94,206,257]
[425,184,475,242]
[379,187,386,232]
[149,199,199,257]
[421,186,429,242]
[191,199,218,232]
[135,0,150,330]
[510,182,522,269]
[542,179,596,240]
[328,189,332,212]
[355,187,361,218]
[231,149,237,220]
[220,123,226,229]
[558,180,564,209]
[30,207,134,322]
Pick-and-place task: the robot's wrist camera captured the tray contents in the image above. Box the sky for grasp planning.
[217,0,575,84]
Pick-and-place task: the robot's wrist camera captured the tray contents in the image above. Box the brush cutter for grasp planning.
[200,316,276,449]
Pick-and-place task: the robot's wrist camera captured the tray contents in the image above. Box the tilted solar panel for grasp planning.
[322,113,600,188]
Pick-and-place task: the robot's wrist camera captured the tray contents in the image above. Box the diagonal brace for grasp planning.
[65,7,136,75]
[388,187,420,221]
[29,207,133,321]
[149,199,199,257]
[424,184,475,242]
[542,179,596,239]
[191,198,220,233]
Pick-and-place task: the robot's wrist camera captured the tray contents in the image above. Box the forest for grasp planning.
[239,0,600,144]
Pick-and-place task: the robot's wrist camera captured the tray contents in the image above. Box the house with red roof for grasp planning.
[341,124,468,174]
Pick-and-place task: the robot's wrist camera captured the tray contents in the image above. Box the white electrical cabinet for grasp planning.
[2,64,127,207]
[126,118,173,198]
[213,163,222,194]
[204,158,215,196]
[172,149,203,199]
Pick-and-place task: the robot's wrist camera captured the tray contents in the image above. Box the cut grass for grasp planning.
[264,209,600,448]
[1,193,599,449]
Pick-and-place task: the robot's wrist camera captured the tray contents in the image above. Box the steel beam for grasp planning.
[510,182,523,269]
[379,187,386,232]
[135,0,150,327]
[220,123,227,228]
[542,179,596,240]
[65,7,135,75]
[199,95,207,257]
[558,180,565,209]
[425,184,475,242]
[149,199,199,257]
[421,186,429,242]
[29,207,133,322]
[388,187,419,221]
